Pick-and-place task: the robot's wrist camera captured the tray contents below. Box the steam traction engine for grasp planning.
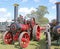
[50,2,60,41]
[3,4,40,48]
[45,2,60,49]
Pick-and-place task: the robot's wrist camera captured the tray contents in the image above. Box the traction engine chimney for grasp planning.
[14,4,19,22]
[56,2,60,24]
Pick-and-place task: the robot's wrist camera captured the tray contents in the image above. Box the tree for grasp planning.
[26,5,49,25]
[36,6,49,25]
[36,6,49,18]
[37,17,49,25]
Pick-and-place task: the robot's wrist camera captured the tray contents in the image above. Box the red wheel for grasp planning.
[3,31,13,44]
[19,32,30,48]
[33,25,40,41]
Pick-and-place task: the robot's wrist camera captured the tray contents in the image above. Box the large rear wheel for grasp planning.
[33,25,40,41]
[19,32,30,48]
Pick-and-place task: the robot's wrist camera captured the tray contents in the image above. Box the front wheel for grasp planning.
[45,32,51,49]
[19,32,30,48]
[3,31,13,44]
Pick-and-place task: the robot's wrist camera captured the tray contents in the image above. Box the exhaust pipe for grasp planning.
[14,4,19,22]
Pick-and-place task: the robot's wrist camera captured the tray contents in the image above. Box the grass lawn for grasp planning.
[0,33,60,49]
[0,39,46,49]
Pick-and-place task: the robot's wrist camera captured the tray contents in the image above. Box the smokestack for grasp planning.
[14,4,19,22]
[56,2,60,24]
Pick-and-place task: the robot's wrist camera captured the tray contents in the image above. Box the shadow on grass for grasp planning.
[51,43,60,46]
[51,40,60,46]
[30,41,38,46]
[35,39,47,49]
[28,39,47,49]
[0,40,6,45]
[0,41,6,45]
[0,42,5,45]
[14,43,23,49]
[54,48,60,49]
[30,43,37,46]
[51,41,60,49]
[0,40,14,45]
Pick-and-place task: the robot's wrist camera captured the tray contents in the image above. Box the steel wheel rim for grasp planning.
[4,31,13,44]
[20,32,30,48]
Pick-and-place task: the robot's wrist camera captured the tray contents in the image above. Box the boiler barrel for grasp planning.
[10,23,29,31]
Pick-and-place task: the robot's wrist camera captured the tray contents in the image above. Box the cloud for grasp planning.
[21,0,28,2]
[19,7,37,16]
[52,5,56,9]
[45,15,56,22]
[49,0,57,4]
[49,16,56,22]
[0,17,7,22]
[0,8,11,22]
[21,0,40,2]
[6,12,11,17]
[34,0,40,2]
[0,8,6,12]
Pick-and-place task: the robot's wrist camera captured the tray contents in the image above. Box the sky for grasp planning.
[0,0,60,22]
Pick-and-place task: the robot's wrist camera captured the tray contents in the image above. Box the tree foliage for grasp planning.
[36,6,49,18]
[26,5,49,25]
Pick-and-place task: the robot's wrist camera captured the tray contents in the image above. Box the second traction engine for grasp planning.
[45,2,60,41]
[44,2,60,49]
[51,2,60,40]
